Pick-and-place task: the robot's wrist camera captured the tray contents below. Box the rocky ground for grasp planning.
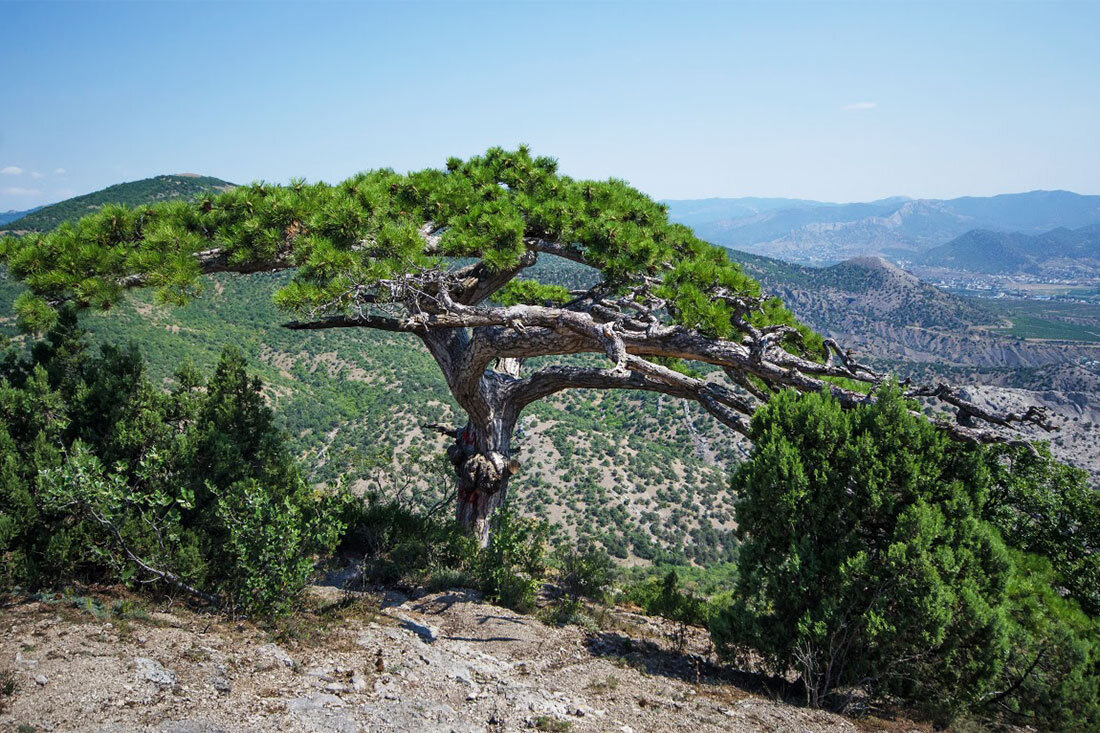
[0,586,928,733]
[954,384,1100,480]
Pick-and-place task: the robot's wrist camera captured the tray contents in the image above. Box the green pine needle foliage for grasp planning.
[0,147,817,356]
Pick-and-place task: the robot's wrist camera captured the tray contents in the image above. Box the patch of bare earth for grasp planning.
[0,588,929,733]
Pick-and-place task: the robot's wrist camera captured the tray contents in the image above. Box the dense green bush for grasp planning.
[623,569,710,648]
[476,507,550,612]
[336,493,478,587]
[993,552,1100,729]
[551,542,614,601]
[0,311,340,616]
[336,495,550,612]
[983,443,1100,616]
[712,385,1100,728]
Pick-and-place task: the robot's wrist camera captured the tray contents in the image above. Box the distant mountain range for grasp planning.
[666,190,1100,265]
[915,223,1100,277]
[0,207,41,227]
[1,174,234,233]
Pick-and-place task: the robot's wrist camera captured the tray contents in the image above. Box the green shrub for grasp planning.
[623,569,708,649]
[476,507,549,613]
[539,596,599,632]
[336,493,477,587]
[216,480,342,617]
[713,385,1100,730]
[987,552,1100,729]
[983,443,1100,616]
[713,386,1011,714]
[0,313,338,616]
[552,542,613,601]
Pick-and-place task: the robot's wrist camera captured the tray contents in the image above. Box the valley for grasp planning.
[719,248,1100,479]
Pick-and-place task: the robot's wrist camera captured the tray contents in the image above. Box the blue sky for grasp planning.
[1,1,1098,210]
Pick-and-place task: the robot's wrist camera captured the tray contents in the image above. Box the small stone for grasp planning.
[256,643,295,669]
[135,657,178,688]
[34,674,48,686]
[14,651,37,669]
[210,676,231,693]
[350,673,368,692]
[324,682,348,694]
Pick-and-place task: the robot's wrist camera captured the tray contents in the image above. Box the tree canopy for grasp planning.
[0,146,1052,541]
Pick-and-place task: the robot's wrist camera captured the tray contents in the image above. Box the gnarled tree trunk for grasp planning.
[447,409,520,546]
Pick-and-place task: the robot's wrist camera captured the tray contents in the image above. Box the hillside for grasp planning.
[0,174,234,232]
[729,249,1000,331]
[916,223,1100,276]
[666,190,1100,264]
[726,248,1100,360]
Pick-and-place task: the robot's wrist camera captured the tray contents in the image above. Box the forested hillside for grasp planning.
[0,174,234,233]
[0,252,740,566]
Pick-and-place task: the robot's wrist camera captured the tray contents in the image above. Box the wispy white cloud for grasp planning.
[30,171,44,180]
[54,168,66,175]
[0,166,24,175]
[842,101,877,111]
[2,186,41,195]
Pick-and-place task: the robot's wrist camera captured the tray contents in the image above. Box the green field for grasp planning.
[973,297,1100,342]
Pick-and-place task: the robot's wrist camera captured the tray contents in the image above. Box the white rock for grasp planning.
[395,614,440,642]
[256,642,295,668]
[135,657,178,688]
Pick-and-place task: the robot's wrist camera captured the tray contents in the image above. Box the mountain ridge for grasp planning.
[666,190,1100,264]
[916,223,1100,276]
[0,206,42,227]
[1,174,235,233]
